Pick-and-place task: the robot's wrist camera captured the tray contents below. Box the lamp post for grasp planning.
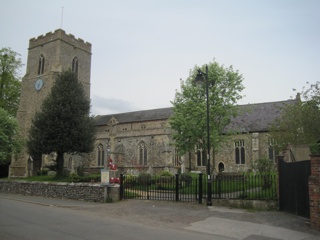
[194,65,212,206]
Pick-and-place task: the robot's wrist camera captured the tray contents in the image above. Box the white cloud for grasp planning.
[91,95,140,116]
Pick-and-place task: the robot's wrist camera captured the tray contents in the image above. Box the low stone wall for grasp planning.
[0,180,120,203]
[213,199,278,211]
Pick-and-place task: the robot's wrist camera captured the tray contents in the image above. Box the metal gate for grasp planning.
[278,158,311,218]
[120,173,203,203]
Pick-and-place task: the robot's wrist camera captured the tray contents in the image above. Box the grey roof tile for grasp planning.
[94,107,173,126]
[94,100,295,133]
[225,100,296,133]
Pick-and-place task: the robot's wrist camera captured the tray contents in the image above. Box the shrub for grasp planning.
[180,173,192,186]
[69,173,80,182]
[137,172,151,186]
[159,171,173,176]
[37,169,48,176]
[310,142,320,155]
[251,158,275,173]
[124,174,137,187]
[77,165,85,176]
[80,175,100,183]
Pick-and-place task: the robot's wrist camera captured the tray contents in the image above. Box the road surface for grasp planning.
[0,197,231,240]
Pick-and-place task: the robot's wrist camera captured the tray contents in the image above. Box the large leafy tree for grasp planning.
[270,81,320,151]
[28,70,96,176]
[0,48,23,116]
[169,60,244,172]
[0,107,23,164]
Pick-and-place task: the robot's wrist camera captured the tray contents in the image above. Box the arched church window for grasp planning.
[97,144,105,166]
[218,162,225,172]
[196,146,207,166]
[173,149,180,166]
[72,57,78,76]
[38,54,45,75]
[235,140,245,164]
[139,142,147,165]
[68,157,73,170]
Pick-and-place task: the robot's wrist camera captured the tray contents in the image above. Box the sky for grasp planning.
[1,0,320,116]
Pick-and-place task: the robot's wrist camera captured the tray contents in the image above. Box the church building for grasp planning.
[9,29,305,177]
[87,100,296,175]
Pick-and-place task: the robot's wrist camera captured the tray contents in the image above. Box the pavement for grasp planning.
[1,193,319,240]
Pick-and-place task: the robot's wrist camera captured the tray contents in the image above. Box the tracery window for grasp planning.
[139,142,147,165]
[235,140,245,164]
[38,54,45,75]
[72,57,78,76]
[174,149,180,166]
[196,147,207,166]
[97,144,105,166]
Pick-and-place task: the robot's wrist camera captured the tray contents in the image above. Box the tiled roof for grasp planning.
[225,100,295,133]
[94,99,295,133]
[94,107,173,126]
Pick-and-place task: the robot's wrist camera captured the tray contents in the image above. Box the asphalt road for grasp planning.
[0,197,232,240]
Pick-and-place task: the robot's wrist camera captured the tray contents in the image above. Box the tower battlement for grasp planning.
[29,29,91,53]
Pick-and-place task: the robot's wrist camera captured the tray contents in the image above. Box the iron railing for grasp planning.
[120,173,277,203]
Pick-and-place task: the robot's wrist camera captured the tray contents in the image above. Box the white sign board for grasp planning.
[101,169,109,186]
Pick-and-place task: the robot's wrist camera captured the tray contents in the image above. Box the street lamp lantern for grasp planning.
[194,64,212,206]
[195,70,205,85]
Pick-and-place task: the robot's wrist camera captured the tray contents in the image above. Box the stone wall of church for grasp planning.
[88,119,180,175]
[88,118,275,175]
[215,132,272,173]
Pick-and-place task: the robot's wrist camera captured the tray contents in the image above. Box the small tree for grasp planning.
[270,81,320,150]
[169,60,244,172]
[0,108,23,164]
[0,48,23,116]
[28,70,96,176]
[251,158,275,173]
[251,158,275,190]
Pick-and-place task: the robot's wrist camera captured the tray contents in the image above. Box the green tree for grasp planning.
[169,60,244,172]
[270,81,320,151]
[0,107,23,164]
[27,70,96,176]
[251,158,275,173]
[0,48,23,116]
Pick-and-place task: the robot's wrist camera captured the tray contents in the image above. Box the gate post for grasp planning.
[120,174,124,200]
[276,155,284,209]
[175,174,179,201]
[309,155,320,231]
[198,173,203,204]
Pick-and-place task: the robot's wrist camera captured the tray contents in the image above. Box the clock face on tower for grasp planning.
[35,79,44,91]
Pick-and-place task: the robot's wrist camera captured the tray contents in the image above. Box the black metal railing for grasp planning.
[120,172,277,203]
[212,173,277,200]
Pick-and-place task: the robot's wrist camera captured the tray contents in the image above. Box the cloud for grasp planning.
[91,95,140,116]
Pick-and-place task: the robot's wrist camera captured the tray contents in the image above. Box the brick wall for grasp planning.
[0,180,119,203]
[309,155,320,231]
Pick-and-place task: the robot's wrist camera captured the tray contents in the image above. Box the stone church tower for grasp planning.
[9,29,92,177]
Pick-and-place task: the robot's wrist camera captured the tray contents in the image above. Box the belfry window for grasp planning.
[72,57,78,76]
[97,144,105,166]
[235,140,245,164]
[139,142,147,165]
[38,54,45,75]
